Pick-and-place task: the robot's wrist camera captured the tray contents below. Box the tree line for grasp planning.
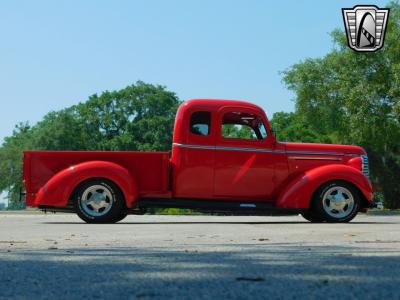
[272,2,400,208]
[1,2,399,209]
[0,81,181,208]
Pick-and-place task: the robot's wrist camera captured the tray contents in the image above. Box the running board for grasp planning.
[138,198,305,215]
[38,200,305,216]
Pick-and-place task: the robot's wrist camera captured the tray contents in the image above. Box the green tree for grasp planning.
[0,81,181,208]
[0,123,34,208]
[270,112,334,143]
[221,124,256,139]
[282,1,400,208]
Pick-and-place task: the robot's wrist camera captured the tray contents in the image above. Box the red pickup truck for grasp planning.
[23,99,375,223]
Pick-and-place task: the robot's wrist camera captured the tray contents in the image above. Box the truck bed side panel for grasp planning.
[24,151,169,205]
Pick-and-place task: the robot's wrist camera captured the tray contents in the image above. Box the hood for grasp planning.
[282,142,366,155]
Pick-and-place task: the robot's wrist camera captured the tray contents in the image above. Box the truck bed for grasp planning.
[23,151,170,206]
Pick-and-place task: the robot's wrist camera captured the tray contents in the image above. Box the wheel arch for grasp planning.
[35,160,139,209]
[276,164,373,209]
[309,179,371,209]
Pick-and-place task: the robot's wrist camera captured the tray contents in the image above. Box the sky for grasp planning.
[0,0,390,205]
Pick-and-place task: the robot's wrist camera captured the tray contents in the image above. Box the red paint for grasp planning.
[233,154,256,184]
[23,99,373,210]
[24,151,168,208]
[276,164,372,209]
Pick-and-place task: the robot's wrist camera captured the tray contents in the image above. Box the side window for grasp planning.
[222,124,257,139]
[257,120,268,139]
[221,112,267,140]
[190,111,211,136]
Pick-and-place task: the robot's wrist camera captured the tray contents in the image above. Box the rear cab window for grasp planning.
[190,111,211,136]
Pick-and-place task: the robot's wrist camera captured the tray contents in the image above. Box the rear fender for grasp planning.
[276,164,373,209]
[35,161,138,208]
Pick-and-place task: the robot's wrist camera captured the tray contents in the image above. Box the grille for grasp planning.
[361,154,370,178]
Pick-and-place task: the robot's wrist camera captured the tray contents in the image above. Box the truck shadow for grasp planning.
[1,244,400,299]
[42,221,397,225]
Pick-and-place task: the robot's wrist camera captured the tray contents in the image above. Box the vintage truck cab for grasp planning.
[23,99,375,223]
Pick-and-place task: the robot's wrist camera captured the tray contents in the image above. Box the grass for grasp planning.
[366,209,400,215]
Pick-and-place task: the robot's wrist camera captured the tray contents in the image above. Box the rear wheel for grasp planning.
[301,211,324,223]
[312,181,360,223]
[74,178,126,224]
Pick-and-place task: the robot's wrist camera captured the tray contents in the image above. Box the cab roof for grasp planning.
[183,98,265,114]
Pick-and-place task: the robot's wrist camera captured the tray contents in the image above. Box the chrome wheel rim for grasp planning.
[322,186,354,219]
[80,185,113,217]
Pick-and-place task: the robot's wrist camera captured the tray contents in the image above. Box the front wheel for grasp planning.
[310,181,360,223]
[74,178,126,224]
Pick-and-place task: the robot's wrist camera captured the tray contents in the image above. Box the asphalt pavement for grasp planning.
[0,213,400,299]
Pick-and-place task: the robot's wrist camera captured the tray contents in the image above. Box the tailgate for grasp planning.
[23,151,34,206]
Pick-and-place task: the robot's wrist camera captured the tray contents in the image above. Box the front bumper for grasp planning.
[366,200,383,209]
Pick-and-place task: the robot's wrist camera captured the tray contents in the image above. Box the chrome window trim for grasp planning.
[172,143,215,150]
[172,142,359,157]
[288,156,342,161]
[285,150,344,156]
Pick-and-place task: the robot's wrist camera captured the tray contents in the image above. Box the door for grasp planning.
[172,110,216,199]
[213,107,277,201]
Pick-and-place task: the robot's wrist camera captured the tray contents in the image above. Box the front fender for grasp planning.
[35,161,138,208]
[276,164,373,209]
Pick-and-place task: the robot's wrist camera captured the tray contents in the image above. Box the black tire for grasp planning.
[74,178,126,224]
[301,211,324,223]
[114,212,128,223]
[312,181,360,223]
